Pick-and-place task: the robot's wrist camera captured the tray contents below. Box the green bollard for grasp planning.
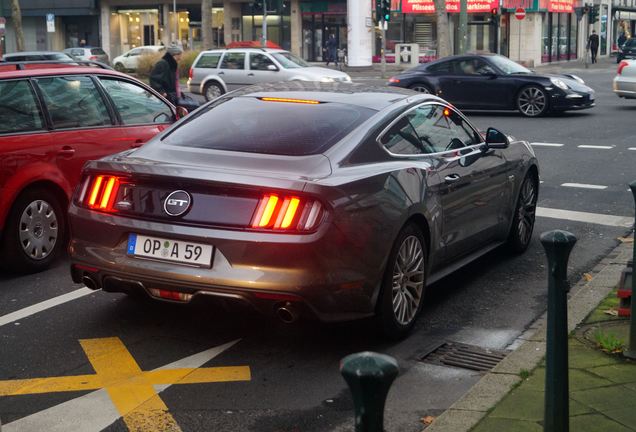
[340,351,399,432]
[625,181,636,359]
[541,230,577,432]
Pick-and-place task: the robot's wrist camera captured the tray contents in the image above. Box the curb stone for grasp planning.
[424,239,633,432]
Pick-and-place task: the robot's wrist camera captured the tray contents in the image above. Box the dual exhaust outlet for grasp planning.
[83,273,300,324]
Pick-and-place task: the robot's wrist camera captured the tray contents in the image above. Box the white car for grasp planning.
[112,45,165,72]
[188,48,352,100]
[614,60,636,99]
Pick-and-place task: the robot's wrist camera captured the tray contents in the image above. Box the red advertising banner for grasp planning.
[545,0,574,12]
[401,0,498,13]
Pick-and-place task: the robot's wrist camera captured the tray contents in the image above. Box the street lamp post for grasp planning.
[173,0,178,45]
[262,0,268,48]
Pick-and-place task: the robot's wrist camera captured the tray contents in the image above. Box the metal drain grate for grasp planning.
[420,342,508,372]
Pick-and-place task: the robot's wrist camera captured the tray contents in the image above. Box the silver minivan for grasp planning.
[188,48,352,100]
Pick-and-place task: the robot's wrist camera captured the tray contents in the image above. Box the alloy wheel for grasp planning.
[205,84,222,100]
[391,235,425,325]
[410,85,431,94]
[518,87,547,117]
[18,200,58,260]
[515,178,537,247]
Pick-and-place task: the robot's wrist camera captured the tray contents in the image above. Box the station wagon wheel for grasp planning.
[517,86,548,117]
[114,62,125,72]
[507,173,538,253]
[204,82,224,101]
[377,223,427,339]
[409,83,432,94]
[0,188,66,274]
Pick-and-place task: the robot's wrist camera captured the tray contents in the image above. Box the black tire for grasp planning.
[114,62,125,72]
[507,173,538,254]
[376,223,427,340]
[409,83,433,94]
[516,86,549,117]
[0,188,66,274]
[203,82,224,101]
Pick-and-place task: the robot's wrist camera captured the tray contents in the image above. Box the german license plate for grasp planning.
[127,234,213,267]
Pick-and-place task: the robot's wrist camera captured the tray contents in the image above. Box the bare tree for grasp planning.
[433,0,450,58]
[201,0,213,49]
[11,0,24,51]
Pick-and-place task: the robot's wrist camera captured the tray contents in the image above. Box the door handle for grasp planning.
[247,73,254,76]
[444,174,461,183]
[218,71,224,75]
[57,146,75,157]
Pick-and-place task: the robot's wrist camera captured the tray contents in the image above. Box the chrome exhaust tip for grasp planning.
[276,302,299,324]
[82,275,98,290]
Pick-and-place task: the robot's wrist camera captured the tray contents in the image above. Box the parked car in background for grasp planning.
[613,60,636,99]
[616,38,636,63]
[68,82,538,339]
[188,48,351,100]
[0,61,185,273]
[112,45,165,72]
[63,47,110,65]
[387,53,595,117]
[2,51,74,62]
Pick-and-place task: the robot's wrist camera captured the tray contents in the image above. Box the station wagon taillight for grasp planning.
[77,175,125,212]
[251,194,324,232]
[618,61,629,75]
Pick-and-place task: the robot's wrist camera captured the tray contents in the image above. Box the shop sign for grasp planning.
[546,0,574,12]
[502,0,541,12]
[401,0,498,13]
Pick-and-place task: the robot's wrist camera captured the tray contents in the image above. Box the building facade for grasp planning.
[0,0,620,65]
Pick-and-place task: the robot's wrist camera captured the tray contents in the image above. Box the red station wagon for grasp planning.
[0,63,183,273]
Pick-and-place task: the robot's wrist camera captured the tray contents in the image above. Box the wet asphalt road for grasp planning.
[0,65,633,431]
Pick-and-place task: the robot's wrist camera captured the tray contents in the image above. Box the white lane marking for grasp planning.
[536,207,633,227]
[0,287,94,327]
[531,142,564,147]
[561,183,608,190]
[629,147,636,151]
[3,339,241,432]
[578,145,614,149]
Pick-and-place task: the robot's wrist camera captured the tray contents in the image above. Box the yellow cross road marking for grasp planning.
[0,337,251,432]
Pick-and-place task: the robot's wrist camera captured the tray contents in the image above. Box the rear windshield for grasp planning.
[91,48,106,55]
[162,96,375,156]
[624,39,636,47]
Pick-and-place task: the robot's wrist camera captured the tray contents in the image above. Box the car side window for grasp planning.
[456,59,481,75]
[100,78,172,125]
[128,49,141,57]
[427,61,451,74]
[36,76,111,129]
[249,53,275,71]
[220,52,245,70]
[0,80,44,134]
[380,115,432,155]
[474,59,496,75]
[446,109,481,146]
[408,104,471,152]
[196,53,222,68]
[71,49,84,57]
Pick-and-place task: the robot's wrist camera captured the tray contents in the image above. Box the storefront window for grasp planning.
[115,10,159,53]
[550,13,558,59]
[569,13,577,59]
[558,13,568,60]
[600,4,608,54]
[542,13,551,63]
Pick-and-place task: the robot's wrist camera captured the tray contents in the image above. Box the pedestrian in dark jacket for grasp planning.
[588,30,600,64]
[325,34,337,66]
[149,46,183,105]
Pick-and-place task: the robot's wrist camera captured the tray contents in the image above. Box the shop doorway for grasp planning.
[143,25,155,46]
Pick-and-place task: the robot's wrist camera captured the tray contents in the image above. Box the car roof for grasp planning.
[225,82,424,111]
[3,51,68,57]
[0,66,131,80]
[199,48,286,54]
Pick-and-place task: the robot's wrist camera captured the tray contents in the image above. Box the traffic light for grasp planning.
[589,4,599,24]
[376,0,391,23]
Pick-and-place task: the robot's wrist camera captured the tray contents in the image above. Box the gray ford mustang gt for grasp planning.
[68,82,539,339]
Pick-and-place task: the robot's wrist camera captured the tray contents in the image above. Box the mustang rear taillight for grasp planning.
[77,175,124,212]
[618,61,629,75]
[251,194,324,231]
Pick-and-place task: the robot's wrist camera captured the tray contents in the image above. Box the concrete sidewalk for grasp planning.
[424,238,635,431]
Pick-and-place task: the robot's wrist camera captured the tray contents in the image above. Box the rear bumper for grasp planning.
[68,205,382,322]
[613,77,636,98]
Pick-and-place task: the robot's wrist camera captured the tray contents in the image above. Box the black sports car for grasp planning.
[388,53,595,117]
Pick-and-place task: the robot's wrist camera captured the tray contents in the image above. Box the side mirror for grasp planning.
[485,127,509,149]
[175,106,189,119]
[267,64,278,71]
